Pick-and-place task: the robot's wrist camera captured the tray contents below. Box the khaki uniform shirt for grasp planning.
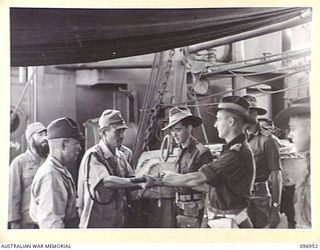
[176,136,213,195]
[29,156,78,228]
[247,126,281,182]
[77,140,134,228]
[119,145,133,166]
[8,149,45,224]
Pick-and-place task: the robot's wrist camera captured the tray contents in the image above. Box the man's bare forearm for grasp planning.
[162,172,207,187]
[102,176,140,189]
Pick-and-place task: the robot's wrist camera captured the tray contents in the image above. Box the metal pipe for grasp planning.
[194,97,209,144]
[196,67,311,103]
[56,62,153,70]
[19,67,27,83]
[11,67,38,121]
[205,48,310,69]
[187,8,312,54]
[32,67,37,122]
[118,87,135,122]
[201,48,310,78]
[227,64,309,76]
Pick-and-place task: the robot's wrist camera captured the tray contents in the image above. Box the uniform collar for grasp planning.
[246,123,261,141]
[48,155,70,175]
[223,133,246,151]
[179,136,197,153]
[49,155,64,167]
[47,155,76,187]
[98,139,123,159]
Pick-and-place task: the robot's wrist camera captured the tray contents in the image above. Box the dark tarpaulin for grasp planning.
[11,7,308,66]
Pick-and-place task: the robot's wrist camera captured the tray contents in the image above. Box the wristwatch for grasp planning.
[272,202,280,208]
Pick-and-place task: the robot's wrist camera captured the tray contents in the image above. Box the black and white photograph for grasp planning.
[2,3,318,246]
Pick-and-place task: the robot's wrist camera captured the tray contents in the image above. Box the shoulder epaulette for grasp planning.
[230,143,242,152]
[195,142,210,155]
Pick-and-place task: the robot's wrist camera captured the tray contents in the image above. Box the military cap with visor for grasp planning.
[99,109,128,131]
[25,122,47,141]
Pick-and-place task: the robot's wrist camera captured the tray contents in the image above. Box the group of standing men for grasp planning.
[8,94,311,229]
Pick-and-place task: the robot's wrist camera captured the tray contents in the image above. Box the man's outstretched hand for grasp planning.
[138,174,164,189]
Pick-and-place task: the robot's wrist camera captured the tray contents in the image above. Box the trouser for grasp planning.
[207,207,253,228]
[248,195,271,228]
[280,185,296,228]
[8,222,39,229]
[248,181,272,228]
[176,193,205,228]
[129,198,177,228]
[64,216,80,228]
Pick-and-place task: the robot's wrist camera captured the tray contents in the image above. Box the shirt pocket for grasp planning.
[94,185,117,205]
[22,166,37,188]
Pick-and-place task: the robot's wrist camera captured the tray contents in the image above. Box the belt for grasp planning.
[207,207,243,216]
[251,181,271,198]
[207,208,249,226]
[176,193,204,202]
[176,200,205,210]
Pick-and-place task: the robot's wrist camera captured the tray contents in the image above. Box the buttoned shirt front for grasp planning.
[176,136,213,195]
[77,140,134,228]
[119,145,133,166]
[29,156,78,228]
[9,149,45,224]
[200,134,255,210]
[246,125,281,182]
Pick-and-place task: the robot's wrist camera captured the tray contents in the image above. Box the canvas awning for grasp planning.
[11,7,310,66]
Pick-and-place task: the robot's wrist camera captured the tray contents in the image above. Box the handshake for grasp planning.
[130,171,177,189]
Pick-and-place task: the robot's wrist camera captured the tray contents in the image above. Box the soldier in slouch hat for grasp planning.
[145,96,256,228]
[161,107,213,228]
[242,95,282,228]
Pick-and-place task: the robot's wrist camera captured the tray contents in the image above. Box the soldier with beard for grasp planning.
[8,122,49,229]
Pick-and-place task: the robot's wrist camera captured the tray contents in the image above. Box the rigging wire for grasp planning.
[228,70,309,95]
[167,83,308,108]
[173,67,310,105]
[227,64,310,77]
[255,85,309,97]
